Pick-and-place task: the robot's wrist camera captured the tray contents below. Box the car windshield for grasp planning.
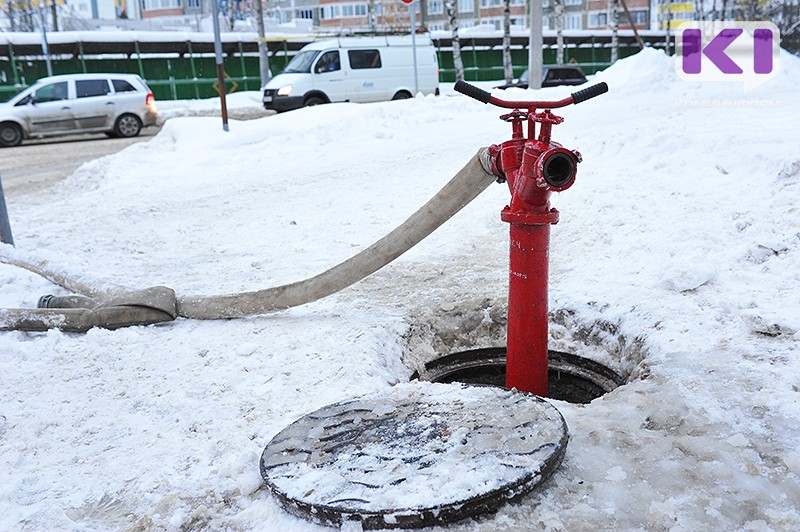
[519,70,529,83]
[283,50,321,74]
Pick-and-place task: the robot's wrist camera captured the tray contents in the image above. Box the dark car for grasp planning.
[495,66,588,89]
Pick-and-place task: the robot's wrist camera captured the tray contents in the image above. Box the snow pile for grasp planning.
[156,91,271,122]
[1,48,799,531]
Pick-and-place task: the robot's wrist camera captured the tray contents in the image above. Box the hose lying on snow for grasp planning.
[0,148,495,332]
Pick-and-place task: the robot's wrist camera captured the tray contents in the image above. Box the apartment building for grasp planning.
[586,0,650,30]
[312,0,591,32]
[140,0,202,19]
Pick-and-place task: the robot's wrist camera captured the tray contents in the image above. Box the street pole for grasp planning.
[0,174,14,247]
[211,0,230,132]
[410,0,419,94]
[528,0,542,90]
[39,5,53,77]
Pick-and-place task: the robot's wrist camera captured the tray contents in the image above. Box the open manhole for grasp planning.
[414,347,625,404]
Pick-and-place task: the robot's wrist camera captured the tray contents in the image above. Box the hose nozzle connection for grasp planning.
[537,148,580,191]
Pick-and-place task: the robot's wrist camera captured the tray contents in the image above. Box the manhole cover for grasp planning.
[260,381,568,529]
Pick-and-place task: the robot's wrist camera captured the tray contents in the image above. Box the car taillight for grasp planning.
[146,93,155,106]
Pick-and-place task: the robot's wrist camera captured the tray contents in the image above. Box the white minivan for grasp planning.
[262,35,440,112]
[0,73,157,147]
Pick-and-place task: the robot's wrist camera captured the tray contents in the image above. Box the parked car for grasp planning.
[263,35,440,112]
[495,66,588,90]
[0,73,158,147]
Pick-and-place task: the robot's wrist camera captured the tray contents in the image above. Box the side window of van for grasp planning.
[349,50,382,69]
[315,51,341,74]
[16,82,68,105]
[76,79,111,98]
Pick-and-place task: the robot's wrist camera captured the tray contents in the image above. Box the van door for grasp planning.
[312,50,347,102]
[346,49,385,102]
[71,78,114,130]
[16,81,73,134]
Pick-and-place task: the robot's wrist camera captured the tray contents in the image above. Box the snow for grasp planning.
[1,46,800,531]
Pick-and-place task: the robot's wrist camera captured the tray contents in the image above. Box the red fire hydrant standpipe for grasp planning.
[455,80,608,396]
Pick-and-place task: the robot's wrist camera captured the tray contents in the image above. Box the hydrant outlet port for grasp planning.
[541,150,577,191]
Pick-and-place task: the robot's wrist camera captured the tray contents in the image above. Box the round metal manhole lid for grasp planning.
[260,381,569,529]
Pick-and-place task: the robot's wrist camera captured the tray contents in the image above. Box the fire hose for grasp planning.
[0,149,495,332]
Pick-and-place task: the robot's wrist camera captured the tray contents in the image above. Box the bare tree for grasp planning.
[446,0,465,82]
[254,0,271,86]
[609,0,619,63]
[503,0,513,83]
[368,0,377,30]
[554,0,564,65]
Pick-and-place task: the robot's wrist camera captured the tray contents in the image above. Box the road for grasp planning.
[0,127,161,196]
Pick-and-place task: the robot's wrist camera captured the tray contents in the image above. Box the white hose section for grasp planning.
[177,148,496,318]
[0,148,495,327]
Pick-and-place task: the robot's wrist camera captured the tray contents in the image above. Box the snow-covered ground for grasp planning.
[1,48,799,531]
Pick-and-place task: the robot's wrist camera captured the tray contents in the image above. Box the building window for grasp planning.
[588,11,606,26]
[479,0,500,8]
[480,17,501,30]
[141,0,180,9]
[187,0,200,8]
[458,0,473,13]
[428,0,443,14]
[430,23,445,30]
[320,5,341,18]
[629,9,647,24]
[564,0,580,5]
[565,13,581,28]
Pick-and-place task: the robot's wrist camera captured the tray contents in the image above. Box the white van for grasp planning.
[262,35,440,112]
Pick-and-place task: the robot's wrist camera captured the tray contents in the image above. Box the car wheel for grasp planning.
[392,91,412,100]
[303,96,325,107]
[0,122,23,148]
[114,114,142,138]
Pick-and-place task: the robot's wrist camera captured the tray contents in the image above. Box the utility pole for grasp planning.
[39,3,53,76]
[211,0,230,132]
[409,0,419,94]
[528,0,542,90]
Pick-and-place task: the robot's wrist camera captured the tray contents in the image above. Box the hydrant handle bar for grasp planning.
[454,80,492,104]
[455,80,608,111]
[571,82,609,105]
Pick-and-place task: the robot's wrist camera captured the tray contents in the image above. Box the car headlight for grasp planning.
[277,85,293,97]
